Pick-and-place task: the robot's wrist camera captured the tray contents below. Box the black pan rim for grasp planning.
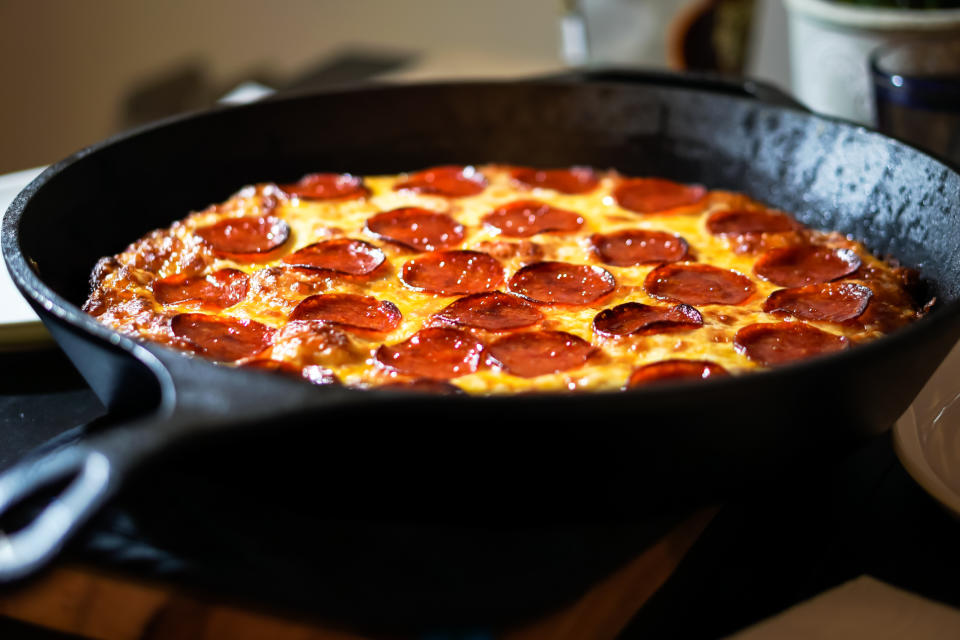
[4,77,960,402]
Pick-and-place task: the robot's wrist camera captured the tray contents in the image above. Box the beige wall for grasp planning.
[0,0,560,174]
[0,0,791,175]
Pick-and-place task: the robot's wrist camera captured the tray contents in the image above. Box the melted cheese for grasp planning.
[86,165,920,394]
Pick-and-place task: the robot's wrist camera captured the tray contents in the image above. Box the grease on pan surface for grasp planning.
[83,165,924,393]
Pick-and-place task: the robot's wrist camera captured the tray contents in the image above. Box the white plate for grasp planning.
[0,83,275,349]
[894,339,960,518]
[0,166,50,347]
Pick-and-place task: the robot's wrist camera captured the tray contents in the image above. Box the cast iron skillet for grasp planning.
[3,71,960,584]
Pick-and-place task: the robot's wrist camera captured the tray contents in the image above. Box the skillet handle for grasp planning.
[0,420,164,582]
[536,67,810,112]
[0,347,362,583]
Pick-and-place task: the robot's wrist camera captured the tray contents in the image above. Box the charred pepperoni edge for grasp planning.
[282,238,387,276]
[734,322,849,366]
[375,327,485,380]
[170,313,275,362]
[400,251,505,296]
[289,293,402,333]
[153,268,249,310]
[850,264,926,332]
[393,165,487,197]
[509,166,599,194]
[593,302,703,337]
[705,209,803,236]
[763,282,873,323]
[753,246,862,288]
[486,330,595,378]
[278,173,369,200]
[644,263,756,306]
[590,229,689,267]
[365,207,466,252]
[508,262,617,306]
[481,200,584,238]
[431,291,543,331]
[195,216,291,259]
[626,360,728,388]
[613,178,707,214]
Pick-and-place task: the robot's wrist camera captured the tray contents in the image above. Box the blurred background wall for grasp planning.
[0,0,788,175]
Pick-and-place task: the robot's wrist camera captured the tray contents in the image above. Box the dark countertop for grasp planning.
[1,345,959,638]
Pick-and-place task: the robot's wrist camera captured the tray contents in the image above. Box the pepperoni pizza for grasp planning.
[83,165,925,393]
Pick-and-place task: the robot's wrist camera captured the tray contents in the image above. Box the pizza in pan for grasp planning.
[83,165,925,393]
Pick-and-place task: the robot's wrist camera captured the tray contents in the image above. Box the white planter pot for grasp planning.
[783,0,960,124]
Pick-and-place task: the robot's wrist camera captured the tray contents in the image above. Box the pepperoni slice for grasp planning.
[282,238,386,275]
[614,178,707,214]
[376,328,484,379]
[706,209,802,235]
[401,251,504,295]
[591,229,689,266]
[153,268,249,310]
[433,291,543,331]
[645,263,755,305]
[509,262,616,305]
[196,216,290,258]
[393,165,487,197]
[378,379,465,394]
[510,166,599,194]
[754,246,861,287]
[764,282,873,323]
[366,207,465,252]
[626,360,728,388]
[279,173,368,200]
[593,302,702,337]
[289,293,401,333]
[482,200,584,238]
[734,322,848,366]
[487,331,594,378]
[171,313,274,362]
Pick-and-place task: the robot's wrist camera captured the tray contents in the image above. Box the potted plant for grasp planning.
[783,0,960,123]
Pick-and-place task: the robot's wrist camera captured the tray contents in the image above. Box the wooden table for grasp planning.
[0,510,716,640]
[5,351,960,639]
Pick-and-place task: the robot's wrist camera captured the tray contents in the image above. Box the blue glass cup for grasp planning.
[870,39,960,167]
